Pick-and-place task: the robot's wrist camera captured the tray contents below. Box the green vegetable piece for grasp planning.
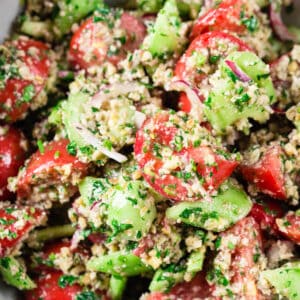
[79,176,111,205]
[107,181,156,241]
[166,183,252,232]
[0,257,36,290]
[62,92,90,151]
[222,51,276,102]
[261,262,300,300]
[109,275,127,300]
[144,0,183,56]
[137,0,165,13]
[186,247,206,274]
[48,101,64,126]
[21,20,52,39]
[177,0,202,19]
[87,252,152,276]
[149,264,185,293]
[33,224,75,242]
[204,90,270,133]
[54,0,103,36]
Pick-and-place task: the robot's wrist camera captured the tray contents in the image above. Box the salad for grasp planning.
[0,0,300,299]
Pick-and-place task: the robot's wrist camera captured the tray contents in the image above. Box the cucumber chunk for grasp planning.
[144,0,184,56]
[261,262,300,300]
[166,183,252,232]
[0,257,36,290]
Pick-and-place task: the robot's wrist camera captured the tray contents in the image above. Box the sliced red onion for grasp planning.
[270,3,296,42]
[225,60,252,82]
[74,123,128,163]
[168,80,204,121]
[91,82,150,106]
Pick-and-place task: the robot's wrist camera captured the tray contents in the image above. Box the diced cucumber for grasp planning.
[109,275,127,300]
[261,262,300,300]
[106,181,156,241]
[222,51,276,103]
[149,264,186,293]
[166,182,252,232]
[0,257,36,290]
[87,252,152,276]
[186,247,206,274]
[137,0,165,13]
[54,0,103,36]
[204,89,269,133]
[79,176,111,206]
[144,0,184,56]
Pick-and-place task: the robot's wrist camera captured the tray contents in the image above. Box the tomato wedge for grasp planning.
[25,271,83,300]
[175,31,251,113]
[69,12,146,69]
[190,0,247,40]
[134,112,237,201]
[277,211,300,245]
[145,272,217,300]
[211,217,263,299]
[0,126,26,201]
[249,201,284,235]
[0,206,46,257]
[241,145,287,200]
[0,37,51,122]
[17,139,88,202]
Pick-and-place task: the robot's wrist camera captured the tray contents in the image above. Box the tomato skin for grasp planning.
[277,212,300,244]
[0,207,46,257]
[0,127,26,201]
[249,201,284,235]
[17,139,88,199]
[146,272,217,300]
[221,217,263,299]
[241,145,287,200]
[0,38,51,122]
[69,13,146,69]
[134,112,237,201]
[190,0,246,40]
[25,271,83,300]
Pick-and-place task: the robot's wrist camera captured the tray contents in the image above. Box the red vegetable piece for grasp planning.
[0,206,46,257]
[134,112,237,201]
[190,0,246,40]
[0,38,51,122]
[0,126,26,201]
[17,139,88,200]
[69,12,146,69]
[241,145,287,200]
[277,211,300,244]
[249,201,284,235]
[25,271,83,300]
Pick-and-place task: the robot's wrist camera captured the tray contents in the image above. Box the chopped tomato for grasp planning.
[69,12,146,69]
[214,217,263,299]
[0,37,51,122]
[190,0,247,40]
[249,201,284,235]
[25,271,83,300]
[146,272,217,300]
[17,139,88,200]
[0,126,26,201]
[277,211,300,245]
[175,31,251,113]
[32,240,89,271]
[0,206,46,257]
[241,145,287,200]
[134,112,237,201]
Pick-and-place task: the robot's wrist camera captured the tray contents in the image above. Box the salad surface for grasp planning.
[0,0,300,299]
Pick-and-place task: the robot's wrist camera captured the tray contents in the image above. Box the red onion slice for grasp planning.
[225,60,252,82]
[270,3,297,42]
[168,80,204,121]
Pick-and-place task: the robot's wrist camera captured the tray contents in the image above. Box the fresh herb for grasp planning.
[37,140,44,154]
[67,141,77,156]
[58,275,77,288]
